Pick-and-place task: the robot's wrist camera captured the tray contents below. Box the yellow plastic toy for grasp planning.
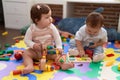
[2,31,8,36]
[118,63,120,70]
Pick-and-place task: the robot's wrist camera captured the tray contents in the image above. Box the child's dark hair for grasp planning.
[86,12,104,28]
[30,3,51,24]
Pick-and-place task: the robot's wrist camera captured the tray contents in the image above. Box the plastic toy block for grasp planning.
[2,31,8,36]
[81,57,88,60]
[51,62,61,70]
[47,50,56,54]
[59,58,64,63]
[85,49,93,59]
[54,65,60,70]
[61,36,64,39]
[15,39,19,43]
[6,50,14,54]
[105,60,114,67]
[14,52,22,60]
[0,57,10,61]
[63,38,67,42]
[106,53,114,57]
[13,35,24,40]
[0,44,2,49]
[69,56,92,62]
[118,63,120,70]
[66,38,70,42]
[47,45,54,50]
[0,50,5,55]
[4,43,11,48]
[13,70,22,75]
[45,65,55,71]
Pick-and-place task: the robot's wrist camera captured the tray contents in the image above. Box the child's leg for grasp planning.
[22,48,40,74]
[69,39,76,48]
[93,46,105,62]
[55,54,74,70]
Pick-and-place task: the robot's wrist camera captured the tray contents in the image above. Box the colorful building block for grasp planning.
[0,57,10,61]
[118,63,120,70]
[13,70,22,75]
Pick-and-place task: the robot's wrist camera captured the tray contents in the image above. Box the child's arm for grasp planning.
[89,39,106,48]
[96,39,106,46]
[75,40,85,57]
[24,27,35,48]
[51,24,62,49]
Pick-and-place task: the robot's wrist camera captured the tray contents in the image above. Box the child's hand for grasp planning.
[89,43,97,48]
[79,49,85,57]
[33,43,42,52]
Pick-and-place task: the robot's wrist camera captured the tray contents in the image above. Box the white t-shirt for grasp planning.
[75,25,108,47]
[24,23,62,49]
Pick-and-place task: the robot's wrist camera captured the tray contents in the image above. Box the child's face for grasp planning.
[86,25,100,36]
[36,10,53,29]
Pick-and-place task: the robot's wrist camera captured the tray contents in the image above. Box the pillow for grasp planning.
[57,17,86,35]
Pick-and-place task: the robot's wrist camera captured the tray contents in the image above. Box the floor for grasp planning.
[1,39,120,80]
[0,25,120,80]
[0,25,21,49]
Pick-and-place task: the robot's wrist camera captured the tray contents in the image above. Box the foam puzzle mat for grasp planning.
[0,40,120,80]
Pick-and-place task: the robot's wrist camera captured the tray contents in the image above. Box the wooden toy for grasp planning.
[40,56,46,71]
[69,56,92,62]
[39,48,47,71]
[45,65,55,71]
[13,70,22,75]
[39,45,61,71]
[13,35,24,40]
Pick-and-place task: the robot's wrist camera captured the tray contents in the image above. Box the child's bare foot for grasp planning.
[22,66,34,74]
[61,62,74,70]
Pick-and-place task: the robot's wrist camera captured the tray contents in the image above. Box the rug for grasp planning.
[0,40,120,80]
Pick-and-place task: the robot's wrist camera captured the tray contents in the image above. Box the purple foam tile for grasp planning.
[0,61,21,79]
[51,72,82,80]
[51,71,98,80]
[74,62,92,73]
[81,76,99,80]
